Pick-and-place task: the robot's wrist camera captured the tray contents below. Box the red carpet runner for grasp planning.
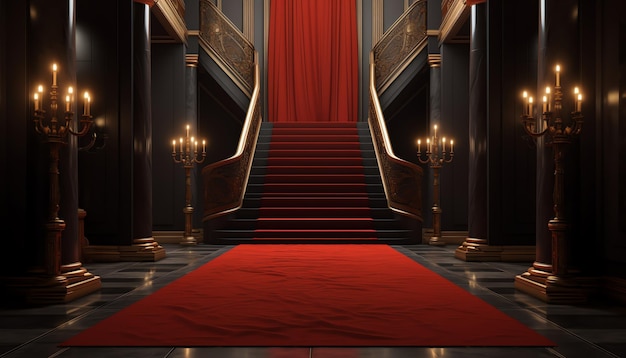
[255,122,378,242]
[62,245,554,347]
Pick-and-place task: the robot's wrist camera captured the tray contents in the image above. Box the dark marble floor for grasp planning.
[1,243,625,358]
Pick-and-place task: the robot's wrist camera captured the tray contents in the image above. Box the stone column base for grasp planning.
[2,262,101,305]
[455,238,535,262]
[514,264,596,304]
[83,237,166,262]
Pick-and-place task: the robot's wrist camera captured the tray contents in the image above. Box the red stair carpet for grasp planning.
[62,244,554,347]
[256,122,377,242]
[209,121,418,243]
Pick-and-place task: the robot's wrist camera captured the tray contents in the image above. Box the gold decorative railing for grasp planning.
[372,0,427,94]
[369,0,427,220]
[199,0,255,96]
[201,52,261,221]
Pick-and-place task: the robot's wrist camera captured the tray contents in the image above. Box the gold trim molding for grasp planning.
[439,0,470,44]
[153,0,187,44]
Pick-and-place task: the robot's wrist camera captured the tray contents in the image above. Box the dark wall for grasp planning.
[486,0,538,245]
[76,0,134,245]
[601,0,626,275]
[440,43,470,231]
[151,43,187,231]
[1,1,41,272]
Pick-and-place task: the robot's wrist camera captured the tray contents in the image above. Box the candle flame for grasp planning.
[545,86,551,94]
[68,86,73,94]
[574,87,579,94]
[543,95,547,103]
[34,93,39,100]
[555,64,560,72]
[202,140,206,145]
[180,137,183,143]
[450,139,454,145]
[84,91,89,99]
[434,124,437,130]
[529,97,533,104]
[522,91,528,98]
[172,139,176,146]
[442,137,446,143]
[38,85,43,93]
[578,94,582,101]
[417,139,421,145]
[66,95,70,102]
[52,63,57,71]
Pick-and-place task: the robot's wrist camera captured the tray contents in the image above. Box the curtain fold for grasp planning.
[268,0,358,123]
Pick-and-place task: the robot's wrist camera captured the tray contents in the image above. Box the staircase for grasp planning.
[206,122,419,244]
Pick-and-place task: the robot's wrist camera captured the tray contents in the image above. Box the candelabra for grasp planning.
[417,125,454,246]
[33,63,94,279]
[520,64,584,285]
[172,125,206,245]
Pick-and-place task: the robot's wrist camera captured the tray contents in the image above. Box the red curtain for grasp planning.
[268,0,358,123]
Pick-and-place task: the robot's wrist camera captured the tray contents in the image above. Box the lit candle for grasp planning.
[179,137,183,153]
[417,139,421,153]
[38,85,43,98]
[52,63,58,86]
[522,91,528,115]
[186,124,190,139]
[65,95,71,112]
[172,139,176,154]
[194,140,198,153]
[191,137,195,153]
[545,86,551,112]
[542,95,548,113]
[577,93,582,112]
[528,96,534,117]
[426,138,431,153]
[555,64,560,87]
[450,139,454,153]
[442,137,446,153]
[202,140,206,153]
[83,92,89,115]
[434,124,438,138]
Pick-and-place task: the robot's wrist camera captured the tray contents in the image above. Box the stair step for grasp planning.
[269,142,362,150]
[266,157,366,166]
[270,134,360,142]
[253,183,369,194]
[256,218,374,230]
[259,174,366,184]
[261,166,379,175]
[272,122,357,128]
[265,149,364,157]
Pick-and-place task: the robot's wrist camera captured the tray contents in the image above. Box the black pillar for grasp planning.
[132,2,153,241]
[467,3,488,243]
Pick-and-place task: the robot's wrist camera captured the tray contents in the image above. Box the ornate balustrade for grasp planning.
[369,0,427,221]
[199,0,255,96]
[372,0,427,94]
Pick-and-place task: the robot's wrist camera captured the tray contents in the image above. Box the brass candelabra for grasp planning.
[172,125,206,245]
[417,125,454,246]
[520,64,584,285]
[33,63,94,279]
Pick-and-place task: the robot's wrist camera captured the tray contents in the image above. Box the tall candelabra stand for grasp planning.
[520,64,584,286]
[33,64,94,280]
[172,125,206,245]
[417,125,454,246]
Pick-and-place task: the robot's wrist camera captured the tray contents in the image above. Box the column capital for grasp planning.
[428,54,441,68]
[186,54,199,67]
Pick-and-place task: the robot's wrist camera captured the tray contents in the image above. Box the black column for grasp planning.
[132,2,153,241]
[467,3,488,242]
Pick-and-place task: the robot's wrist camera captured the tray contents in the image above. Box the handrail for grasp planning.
[372,0,427,94]
[201,51,262,221]
[369,1,427,221]
[199,0,255,96]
